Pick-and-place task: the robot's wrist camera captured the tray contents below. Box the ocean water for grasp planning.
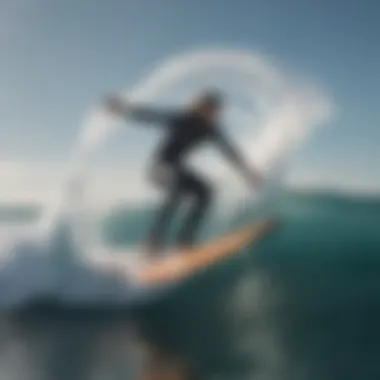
[0,190,379,380]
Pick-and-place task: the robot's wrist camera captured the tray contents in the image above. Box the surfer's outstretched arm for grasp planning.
[214,129,263,189]
[104,95,175,124]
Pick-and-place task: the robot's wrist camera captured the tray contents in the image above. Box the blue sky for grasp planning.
[0,0,379,202]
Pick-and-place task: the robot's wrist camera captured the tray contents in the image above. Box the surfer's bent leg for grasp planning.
[146,162,183,254]
[147,190,181,253]
[176,169,213,248]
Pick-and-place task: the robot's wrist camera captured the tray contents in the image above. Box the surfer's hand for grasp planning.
[104,95,127,116]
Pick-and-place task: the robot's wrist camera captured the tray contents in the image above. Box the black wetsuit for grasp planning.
[126,106,246,250]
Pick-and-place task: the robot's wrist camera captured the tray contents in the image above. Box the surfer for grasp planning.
[105,90,263,255]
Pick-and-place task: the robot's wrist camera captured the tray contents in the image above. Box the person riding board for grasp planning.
[105,90,263,256]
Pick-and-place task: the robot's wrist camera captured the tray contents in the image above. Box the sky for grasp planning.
[0,0,379,203]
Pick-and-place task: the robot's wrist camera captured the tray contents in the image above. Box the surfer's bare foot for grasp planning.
[144,248,159,259]
[176,244,194,252]
[144,242,163,259]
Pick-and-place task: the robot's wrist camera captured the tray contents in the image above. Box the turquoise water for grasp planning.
[1,190,380,379]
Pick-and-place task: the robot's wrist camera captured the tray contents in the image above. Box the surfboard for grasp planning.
[79,218,276,306]
[135,218,276,286]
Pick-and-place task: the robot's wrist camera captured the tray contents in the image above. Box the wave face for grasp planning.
[0,192,275,310]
